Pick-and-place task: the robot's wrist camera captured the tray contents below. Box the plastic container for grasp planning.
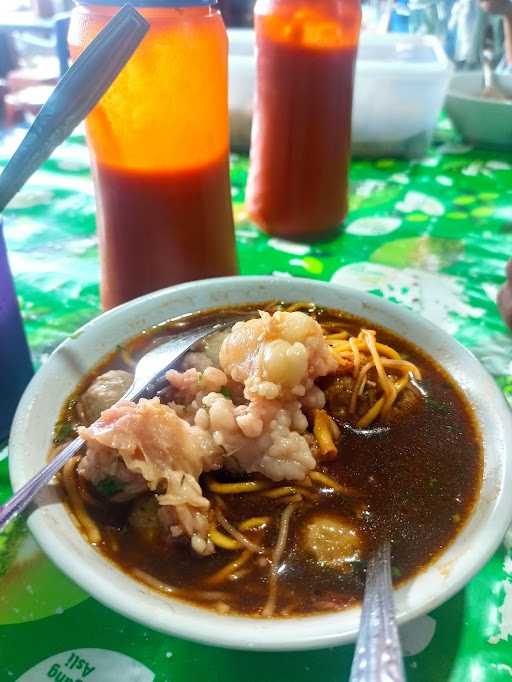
[228,30,255,152]
[68,1,237,310]
[227,30,451,159]
[352,32,452,158]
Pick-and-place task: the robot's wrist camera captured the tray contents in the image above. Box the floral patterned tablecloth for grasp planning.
[1,123,512,681]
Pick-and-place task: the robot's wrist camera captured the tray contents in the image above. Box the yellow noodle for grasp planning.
[328,414,340,439]
[285,301,315,313]
[327,339,351,350]
[350,360,374,413]
[263,486,315,500]
[324,325,421,423]
[292,487,317,500]
[274,493,303,505]
[229,568,251,581]
[309,470,360,497]
[62,457,101,544]
[329,337,400,360]
[395,374,410,392]
[325,331,350,340]
[357,374,368,397]
[262,486,298,498]
[214,494,227,511]
[334,352,359,364]
[206,549,253,586]
[375,342,401,360]
[381,358,422,381]
[207,479,270,494]
[349,336,361,378]
[262,502,298,617]
[238,516,271,531]
[331,354,355,375]
[356,396,384,429]
[209,527,242,551]
[356,374,410,428]
[313,409,337,460]
[321,321,349,329]
[363,329,397,417]
[215,509,264,554]
[132,568,178,594]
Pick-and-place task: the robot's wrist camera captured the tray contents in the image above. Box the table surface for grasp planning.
[1,123,512,681]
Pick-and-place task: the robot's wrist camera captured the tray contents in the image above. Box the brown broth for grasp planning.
[56,303,483,617]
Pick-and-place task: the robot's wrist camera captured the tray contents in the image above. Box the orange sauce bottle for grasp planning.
[246,0,361,239]
[69,1,237,309]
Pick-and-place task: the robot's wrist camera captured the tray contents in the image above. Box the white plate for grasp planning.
[8,276,512,650]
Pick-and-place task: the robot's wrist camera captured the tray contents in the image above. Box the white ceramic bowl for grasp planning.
[445,71,512,151]
[9,276,512,651]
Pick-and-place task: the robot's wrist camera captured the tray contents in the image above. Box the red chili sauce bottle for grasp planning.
[69,0,238,309]
[247,0,361,239]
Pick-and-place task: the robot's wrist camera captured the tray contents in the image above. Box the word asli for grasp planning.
[47,652,95,681]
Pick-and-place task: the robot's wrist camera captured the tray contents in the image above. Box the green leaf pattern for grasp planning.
[1,122,512,680]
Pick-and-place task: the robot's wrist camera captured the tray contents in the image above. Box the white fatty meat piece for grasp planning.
[219,311,337,402]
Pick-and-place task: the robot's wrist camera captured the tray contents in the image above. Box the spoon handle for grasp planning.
[482,47,494,91]
[0,4,149,212]
[349,542,406,682]
[0,436,84,531]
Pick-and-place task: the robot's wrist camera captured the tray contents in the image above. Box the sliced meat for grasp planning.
[77,443,147,502]
[78,397,223,554]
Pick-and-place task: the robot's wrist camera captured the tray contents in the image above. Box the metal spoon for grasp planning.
[349,542,406,682]
[0,317,241,532]
[0,3,149,212]
[481,47,509,102]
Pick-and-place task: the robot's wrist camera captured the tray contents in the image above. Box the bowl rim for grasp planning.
[447,71,512,106]
[8,275,512,651]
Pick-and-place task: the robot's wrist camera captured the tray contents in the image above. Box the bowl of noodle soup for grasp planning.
[8,276,512,650]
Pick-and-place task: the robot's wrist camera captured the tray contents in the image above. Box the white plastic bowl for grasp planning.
[8,276,512,651]
[446,72,512,151]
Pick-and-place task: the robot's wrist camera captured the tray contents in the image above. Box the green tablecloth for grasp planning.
[1,124,512,681]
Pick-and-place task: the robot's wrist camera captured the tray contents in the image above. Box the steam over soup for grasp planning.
[54,303,482,617]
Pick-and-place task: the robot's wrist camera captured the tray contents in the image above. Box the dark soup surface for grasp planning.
[55,302,482,617]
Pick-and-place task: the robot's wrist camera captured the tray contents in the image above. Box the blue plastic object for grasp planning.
[0,217,33,445]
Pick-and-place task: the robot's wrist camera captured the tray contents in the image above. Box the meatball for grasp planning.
[389,385,422,421]
[79,370,133,424]
[302,513,362,571]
